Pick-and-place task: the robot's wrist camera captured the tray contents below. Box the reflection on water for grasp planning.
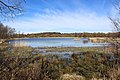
[9,40,29,47]
[8,38,109,47]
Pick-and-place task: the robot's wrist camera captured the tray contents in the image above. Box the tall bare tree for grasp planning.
[109,0,120,55]
[0,0,25,20]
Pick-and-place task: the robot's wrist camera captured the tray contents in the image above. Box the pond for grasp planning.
[8,38,109,47]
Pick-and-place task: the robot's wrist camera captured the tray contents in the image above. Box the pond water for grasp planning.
[8,38,108,47]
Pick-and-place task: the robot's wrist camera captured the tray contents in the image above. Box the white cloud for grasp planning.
[4,9,111,33]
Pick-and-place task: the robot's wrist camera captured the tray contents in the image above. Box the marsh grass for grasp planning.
[0,44,120,80]
[38,47,109,54]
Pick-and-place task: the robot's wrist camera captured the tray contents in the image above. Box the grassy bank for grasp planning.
[36,47,109,54]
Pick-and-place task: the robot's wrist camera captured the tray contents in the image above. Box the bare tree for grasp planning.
[109,0,120,55]
[0,0,25,20]
[0,22,15,39]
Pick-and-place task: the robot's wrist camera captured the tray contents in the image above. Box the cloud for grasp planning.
[4,9,111,33]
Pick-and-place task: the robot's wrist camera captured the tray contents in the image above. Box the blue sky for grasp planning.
[3,0,115,33]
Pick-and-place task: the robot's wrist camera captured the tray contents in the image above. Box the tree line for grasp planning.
[0,23,15,39]
[0,22,119,39]
[21,32,118,38]
[0,23,119,39]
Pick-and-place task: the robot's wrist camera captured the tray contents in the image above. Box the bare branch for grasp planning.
[0,0,25,20]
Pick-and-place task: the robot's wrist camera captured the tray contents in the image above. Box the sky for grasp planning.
[3,0,115,33]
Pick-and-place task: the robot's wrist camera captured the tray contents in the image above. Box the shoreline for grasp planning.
[9,37,109,40]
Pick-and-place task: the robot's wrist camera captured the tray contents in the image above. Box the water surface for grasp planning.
[8,38,108,47]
